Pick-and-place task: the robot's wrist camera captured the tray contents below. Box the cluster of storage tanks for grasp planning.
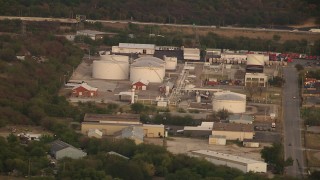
[92,54,177,83]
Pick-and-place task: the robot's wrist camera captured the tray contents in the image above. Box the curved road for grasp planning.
[283,66,305,178]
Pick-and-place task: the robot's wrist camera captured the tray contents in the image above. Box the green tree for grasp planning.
[131,103,144,114]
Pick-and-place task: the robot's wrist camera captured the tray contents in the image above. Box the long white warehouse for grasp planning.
[191,150,267,173]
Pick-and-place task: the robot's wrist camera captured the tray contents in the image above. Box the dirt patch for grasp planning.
[0,125,52,138]
[289,18,318,28]
[305,133,320,150]
[306,150,320,167]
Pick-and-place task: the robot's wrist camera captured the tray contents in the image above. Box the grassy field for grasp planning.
[306,150,320,167]
[102,22,320,43]
[305,133,320,150]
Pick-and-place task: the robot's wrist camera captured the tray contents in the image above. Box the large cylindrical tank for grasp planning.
[164,56,177,70]
[212,91,246,113]
[247,54,265,66]
[130,57,165,83]
[92,59,129,80]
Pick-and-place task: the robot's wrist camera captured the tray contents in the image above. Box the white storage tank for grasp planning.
[247,54,265,66]
[130,57,165,83]
[212,91,246,113]
[163,56,177,70]
[92,55,129,80]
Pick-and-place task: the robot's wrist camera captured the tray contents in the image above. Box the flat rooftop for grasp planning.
[84,113,140,122]
[192,150,266,165]
[212,123,254,132]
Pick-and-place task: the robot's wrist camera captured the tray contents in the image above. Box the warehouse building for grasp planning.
[50,140,87,160]
[183,48,200,60]
[212,123,254,141]
[183,122,214,137]
[245,73,268,87]
[81,113,164,138]
[191,150,267,173]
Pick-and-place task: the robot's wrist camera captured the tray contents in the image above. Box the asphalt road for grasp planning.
[283,66,305,178]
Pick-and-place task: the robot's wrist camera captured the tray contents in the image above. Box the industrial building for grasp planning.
[245,73,268,87]
[212,91,246,113]
[183,122,214,137]
[50,140,87,160]
[112,43,156,55]
[191,150,267,173]
[228,114,254,124]
[92,55,129,80]
[81,113,164,138]
[220,53,247,64]
[246,54,265,73]
[212,123,254,141]
[130,57,165,83]
[183,48,200,60]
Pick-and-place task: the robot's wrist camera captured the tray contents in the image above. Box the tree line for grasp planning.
[0,0,319,26]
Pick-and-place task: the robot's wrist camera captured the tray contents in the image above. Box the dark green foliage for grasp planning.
[261,143,288,174]
[0,1,318,26]
[268,76,285,87]
[301,107,320,126]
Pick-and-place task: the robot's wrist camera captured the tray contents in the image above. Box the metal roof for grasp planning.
[84,113,140,122]
[212,123,254,132]
[51,140,74,153]
[72,83,98,91]
[119,43,155,49]
[192,150,266,165]
[77,30,107,35]
[213,91,246,101]
[131,58,164,67]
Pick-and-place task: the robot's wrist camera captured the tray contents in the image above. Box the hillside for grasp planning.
[0,0,319,27]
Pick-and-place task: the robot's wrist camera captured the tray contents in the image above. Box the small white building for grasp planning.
[112,43,156,55]
[88,129,103,138]
[191,150,267,173]
[243,139,260,148]
[245,73,268,87]
[183,48,200,60]
[76,30,107,40]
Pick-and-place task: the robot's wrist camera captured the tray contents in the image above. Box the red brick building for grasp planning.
[72,83,98,97]
[132,79,149,90]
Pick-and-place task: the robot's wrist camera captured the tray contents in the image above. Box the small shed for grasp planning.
[209,135,226,145]
[88,129,103,139]
[243,139,260,148]
[72,83,98,97]
[50,140,87,160]
[132,79,149,90]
